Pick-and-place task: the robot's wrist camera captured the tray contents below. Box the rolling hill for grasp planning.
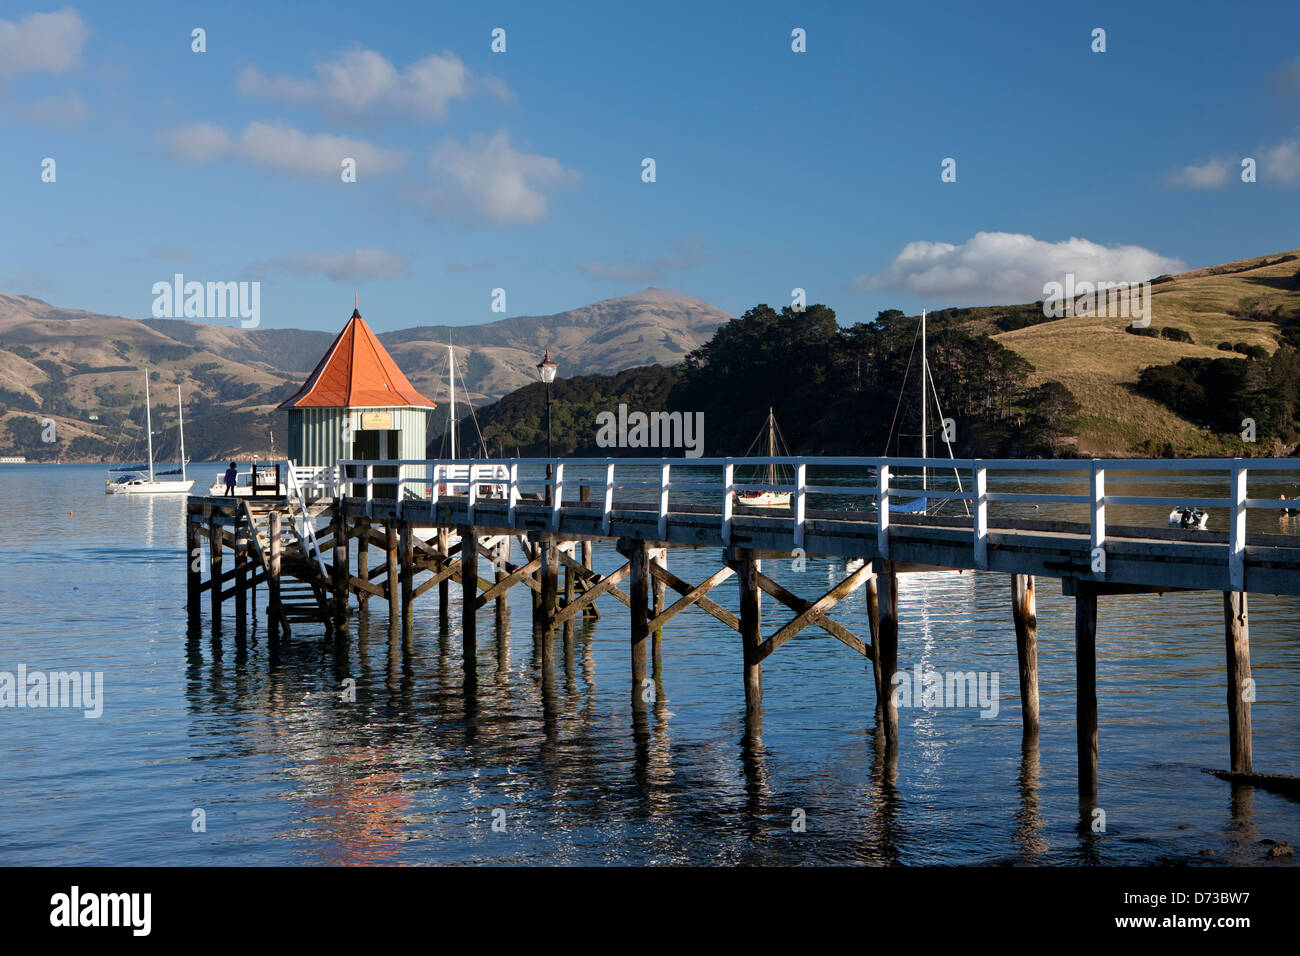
[0,288,732,462]
[986,251,1300,456]
[3,250,1298,463]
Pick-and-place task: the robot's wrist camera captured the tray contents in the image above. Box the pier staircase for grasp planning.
[240,496,332,634]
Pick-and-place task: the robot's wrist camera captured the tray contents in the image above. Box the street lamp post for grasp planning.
[536,351,558,504]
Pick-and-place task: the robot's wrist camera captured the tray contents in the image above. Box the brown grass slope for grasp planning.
[988,251,1300,456]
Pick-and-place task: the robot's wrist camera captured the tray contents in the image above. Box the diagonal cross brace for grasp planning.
[553,560,631,625]
[648,562,740,633]
[730,561,874,662]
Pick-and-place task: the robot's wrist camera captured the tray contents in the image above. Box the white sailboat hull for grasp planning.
[106,372,192,497]
[107,478,195,495]
[734,491,792,508]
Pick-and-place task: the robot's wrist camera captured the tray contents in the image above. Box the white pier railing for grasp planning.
[334,456,1300,591]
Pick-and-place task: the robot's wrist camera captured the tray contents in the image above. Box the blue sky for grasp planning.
[1,0,1298,333]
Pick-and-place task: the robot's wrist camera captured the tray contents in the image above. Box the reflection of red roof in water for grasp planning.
[279,308,437,409]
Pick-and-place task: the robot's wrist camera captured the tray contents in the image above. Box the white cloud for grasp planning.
[237,47,510,122]
[0,8,88,82]
[428,130,579,225]
[1168,135,1300,189]
[855,232,1185,305]
[163,122,231,163]
[164,121,406,177]
[1167,158,1232,189]
[246,248,410,283]
[1259,137,1300,185]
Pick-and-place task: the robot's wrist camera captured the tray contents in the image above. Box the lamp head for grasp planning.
[536,350,558,384]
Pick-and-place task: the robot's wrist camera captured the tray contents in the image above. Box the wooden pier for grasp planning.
[186,454,1300,816]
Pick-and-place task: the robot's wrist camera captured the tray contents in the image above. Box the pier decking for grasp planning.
[186,455,1300,817]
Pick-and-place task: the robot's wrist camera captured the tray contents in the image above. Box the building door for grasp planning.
[351,429,397,500]
[380,430,402,500]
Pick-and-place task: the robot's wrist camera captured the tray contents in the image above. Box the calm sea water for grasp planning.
[0,463,1296,866]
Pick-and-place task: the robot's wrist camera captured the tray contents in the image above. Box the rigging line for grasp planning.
[923,351,971,518]
[107,379,145,467]
[771,414,791,453]
[882,317,921,459]
[737,415,791,481]
[770,415,795,477]
[740,417,765,457]
[451,347,490,457]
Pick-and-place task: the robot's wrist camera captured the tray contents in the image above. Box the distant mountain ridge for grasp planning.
[5,250,1297,463]
[0,288,733,460]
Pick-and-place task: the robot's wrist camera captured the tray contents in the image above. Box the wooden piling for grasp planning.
[865,568,880,700]
[495,538,509,616]
[529,538,543,619]
[461,526,478,673]
[629,541,650,713]
[234,516,249,641]
[386,522,400,638]
[438,527,450,625]
[875,563,899,748]
[652,548,666,667]
[563,543,575,644]
[1011,573,1040,737]
[209,518,223,634]
[332,511,349,634]
[579,486,598,619]
[399,522,413,637]
[1075,584,1098,811]
[737,552,762,721]
[186,519,201,633]
[581,538,598,618]
[494,539,509,635]
[563,545,575,610]
[355,520,369,616]
[1223,591,1253,774]
[540,540,558,637]
[268,510,283,639]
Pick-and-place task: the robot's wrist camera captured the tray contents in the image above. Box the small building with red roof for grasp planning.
[280,305,436,497]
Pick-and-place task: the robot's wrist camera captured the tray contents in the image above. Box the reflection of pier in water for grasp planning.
[184,454,1300,839]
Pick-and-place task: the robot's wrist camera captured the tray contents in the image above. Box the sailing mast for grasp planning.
[920,309,927,493]
[447,345,457,458]
[767,407,776,485]
[144,369,155,482]
[176,385,187,482]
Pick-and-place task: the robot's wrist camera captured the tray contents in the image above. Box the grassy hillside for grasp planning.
[988,251,1300,456]
[4,252,1298,462]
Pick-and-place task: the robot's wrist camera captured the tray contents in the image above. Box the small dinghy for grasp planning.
[1168,506,1208,530]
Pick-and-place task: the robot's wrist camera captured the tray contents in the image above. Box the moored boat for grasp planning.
[734,408,792,509]
[106,375,194,495]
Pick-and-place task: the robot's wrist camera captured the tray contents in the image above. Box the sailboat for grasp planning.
[106,373,194,495]
[436,344,467,496]
[434,345,505,498]
[735,408,793,508]
[887,309,967,517]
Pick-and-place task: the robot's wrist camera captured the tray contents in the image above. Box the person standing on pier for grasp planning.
[223,461,238,496]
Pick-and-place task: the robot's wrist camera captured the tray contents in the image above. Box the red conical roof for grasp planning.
[279,308,437,409]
